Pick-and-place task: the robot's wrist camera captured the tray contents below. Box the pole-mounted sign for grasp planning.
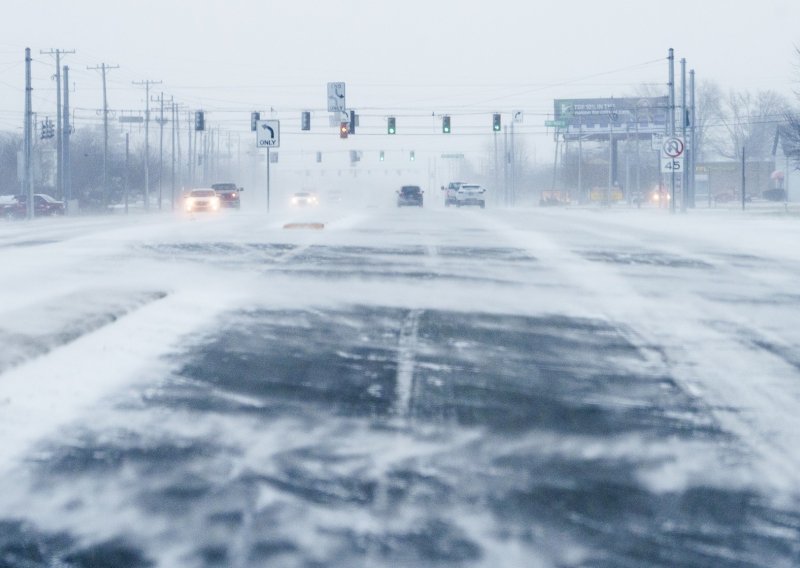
[660,136,685,173]
[256,120,280,148]
[327,82,346,113]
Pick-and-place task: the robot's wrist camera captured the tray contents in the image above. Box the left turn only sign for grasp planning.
[256,120,280,148]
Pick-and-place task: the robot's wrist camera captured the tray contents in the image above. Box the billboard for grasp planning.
[553,96,669,140]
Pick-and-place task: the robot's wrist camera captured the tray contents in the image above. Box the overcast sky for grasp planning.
[1,0,799,163]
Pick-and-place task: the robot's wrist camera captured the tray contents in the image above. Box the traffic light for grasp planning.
[339,122,349,139]
[349,110,357,134]
[492,113,501,132]
[442,115,451,133]
[195,110,205,131]
[250,111,260,132]
[316,151,322,163]
[379,150,385,161]
[387,116,396,135]
[410,150,415,161]
[301,111,310,131]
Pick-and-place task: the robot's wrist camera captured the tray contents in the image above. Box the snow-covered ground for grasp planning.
[1,203,799,567]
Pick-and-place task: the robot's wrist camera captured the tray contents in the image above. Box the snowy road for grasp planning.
[1,205,800,567]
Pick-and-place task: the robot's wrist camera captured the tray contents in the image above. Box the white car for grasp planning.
[291,192,319,207]
[455,184,486,208]
[184,189,220,213]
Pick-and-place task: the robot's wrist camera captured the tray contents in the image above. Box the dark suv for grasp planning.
[211,183,243,208]
[397,186,424,207]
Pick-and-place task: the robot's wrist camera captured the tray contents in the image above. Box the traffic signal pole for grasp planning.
[668,48,676,214]
[266,148,271,213]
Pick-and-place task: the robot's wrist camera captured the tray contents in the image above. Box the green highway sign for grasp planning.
[545,120,567,128]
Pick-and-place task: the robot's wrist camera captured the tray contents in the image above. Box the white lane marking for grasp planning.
[395,309,423,418]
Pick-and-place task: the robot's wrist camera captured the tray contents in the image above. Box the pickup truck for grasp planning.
[441,181,466,207]
[1,193,65,218]
[210,183,243,209]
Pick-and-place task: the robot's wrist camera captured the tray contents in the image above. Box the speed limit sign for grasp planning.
[661,156,683,173]
[661,136,685,172]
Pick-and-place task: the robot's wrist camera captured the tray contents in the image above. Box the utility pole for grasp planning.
[578,121,583,202]
[133,79,162,210]
[88,63,119,206]
[668,48,676,214]
[41,49,74,200]
[741,146,746,211]
[174,104,183,192]
[62,65,72,209]
[187,111,194,189]
[171,102,177,211]
[493,130,499,202]
[509,120,515,205]
[24,48,33,219]
[151,91,172,210]
[124,132,129,215]
[680,58,688,213]
[689,69,696,208]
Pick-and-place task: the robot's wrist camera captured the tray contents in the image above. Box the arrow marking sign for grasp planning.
[256,119,280,148]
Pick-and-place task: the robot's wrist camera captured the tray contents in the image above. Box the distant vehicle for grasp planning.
[454,184,486,208]
[539,190,570,206]
[1,193,65,218]
[291,192,319,207]
[397,185,424,207]
[184,189,220,213]
[210,183,243,208]
[441,181,466,207]
[325,189,344,205]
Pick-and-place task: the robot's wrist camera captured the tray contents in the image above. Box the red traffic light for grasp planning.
[339,122,349,139]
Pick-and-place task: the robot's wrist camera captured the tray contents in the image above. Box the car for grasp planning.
[2,193,65,218]
[397,185,424,207]
[184,189,220,213]
[441,181,465,207]
[290,192,319,207]
[211,183,243,208]
[454,184,486,208]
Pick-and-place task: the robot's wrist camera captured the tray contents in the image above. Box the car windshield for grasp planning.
[401,187,421,194]
[190,190,216,197]
[211,184,236,191]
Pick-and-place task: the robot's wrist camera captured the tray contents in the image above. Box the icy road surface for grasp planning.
[1,206,800,567]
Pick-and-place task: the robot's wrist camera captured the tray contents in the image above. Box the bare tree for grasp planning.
[710,89,790,160]
[633,80,724,162]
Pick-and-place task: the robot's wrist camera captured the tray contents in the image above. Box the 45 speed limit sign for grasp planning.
[660,136,685,173]
[661,156,683,173]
